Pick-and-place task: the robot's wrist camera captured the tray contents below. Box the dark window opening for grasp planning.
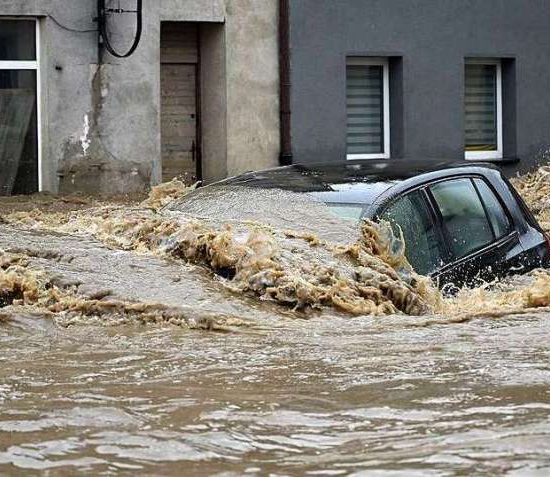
[0,69,38,195]
[0,19,36,61]
[0,20,38,196]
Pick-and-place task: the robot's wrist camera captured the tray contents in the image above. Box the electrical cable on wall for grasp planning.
[97,0,143,58]
[48,14,97,33]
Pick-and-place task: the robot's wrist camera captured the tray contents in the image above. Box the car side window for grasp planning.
[380,190,446,276]
[430,178,494,259]
[473,178,512,238]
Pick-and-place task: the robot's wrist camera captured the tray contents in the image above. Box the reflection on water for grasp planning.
[1,177,550,474]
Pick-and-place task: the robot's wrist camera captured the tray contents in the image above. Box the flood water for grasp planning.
[3,302,550,475]
[1,185,550,475]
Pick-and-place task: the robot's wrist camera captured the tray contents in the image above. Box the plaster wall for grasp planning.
[0,0,279,194]
[200,23,227,183]
[224,0,280,176]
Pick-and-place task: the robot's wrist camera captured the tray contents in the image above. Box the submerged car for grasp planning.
[176,160,550,287]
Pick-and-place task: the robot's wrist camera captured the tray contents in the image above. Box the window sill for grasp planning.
[465,156,520,165]
[347,154,391,160]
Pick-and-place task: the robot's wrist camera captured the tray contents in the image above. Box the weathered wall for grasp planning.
[224,0,280,176]
[289,0,550,173]
[0,0,279,194]
[200,23,227,182]
[160,0,225,22]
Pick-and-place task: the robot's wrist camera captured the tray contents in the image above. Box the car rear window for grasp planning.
[380,190,446,275]
[473,178,512,238]
[430,178,494,259]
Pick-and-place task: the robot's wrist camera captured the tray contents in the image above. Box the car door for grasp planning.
[379,189,449,276]
[428,177,520,287]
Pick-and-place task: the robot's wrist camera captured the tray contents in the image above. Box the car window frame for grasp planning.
[500,174,540,231]
[373,172,519,276]
[426,178,496,261]
[471,177,513,240]
[376,186,453,274]
[425,175,519,274]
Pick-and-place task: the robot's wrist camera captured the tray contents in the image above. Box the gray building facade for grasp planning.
[288,0,550,172]
[0,0,280,196]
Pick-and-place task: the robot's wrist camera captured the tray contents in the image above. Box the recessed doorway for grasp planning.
[160,22,201,184]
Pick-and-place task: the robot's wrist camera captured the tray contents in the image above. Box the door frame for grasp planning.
[194,25,202,181]
[159,22,202,183]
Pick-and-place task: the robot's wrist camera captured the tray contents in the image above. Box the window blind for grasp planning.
[346,64,384,155]
[465,64,497,151]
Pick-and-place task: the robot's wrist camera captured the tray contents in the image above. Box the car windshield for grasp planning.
[326,203,365,221]
[211,165,402,209]
[167,184,362,245]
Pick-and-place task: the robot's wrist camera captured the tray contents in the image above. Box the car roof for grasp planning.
[211,159,500,205]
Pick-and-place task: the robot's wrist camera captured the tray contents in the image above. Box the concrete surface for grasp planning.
[0,0,280,194]
[225,0,280,177]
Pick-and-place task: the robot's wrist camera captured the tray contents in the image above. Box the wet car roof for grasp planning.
[214,159,497,205]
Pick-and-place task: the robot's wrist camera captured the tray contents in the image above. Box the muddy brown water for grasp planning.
[1,189,550,476]
[3,308,550,476]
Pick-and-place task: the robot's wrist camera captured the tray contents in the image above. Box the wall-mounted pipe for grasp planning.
[279,0,292,165]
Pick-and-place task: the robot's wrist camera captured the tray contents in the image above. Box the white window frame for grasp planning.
[465,58,503,161]
[346,57,391,160]
[0,18,42,191]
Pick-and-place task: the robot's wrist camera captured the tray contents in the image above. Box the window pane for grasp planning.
[346,63,384,155]
[326,204,364,222]
[380,191,445,275]
[465,64,497,151]
[474,178,511,238]
[0,20,36,61]
[431,179,493,259]
[0,70,38,195]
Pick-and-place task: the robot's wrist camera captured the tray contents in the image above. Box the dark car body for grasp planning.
[188,160,550,287]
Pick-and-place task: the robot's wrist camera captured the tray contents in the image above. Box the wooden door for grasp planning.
[160,22,200,184]
[161,63,197,183]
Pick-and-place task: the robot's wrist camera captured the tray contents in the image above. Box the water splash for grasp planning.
[3,165,550,324]
[2,204,436,317]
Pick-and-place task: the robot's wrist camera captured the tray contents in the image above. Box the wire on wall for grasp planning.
[97,0,143,59]
[48,14,97,33]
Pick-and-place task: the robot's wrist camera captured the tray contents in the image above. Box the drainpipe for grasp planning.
[279,0,293,165]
